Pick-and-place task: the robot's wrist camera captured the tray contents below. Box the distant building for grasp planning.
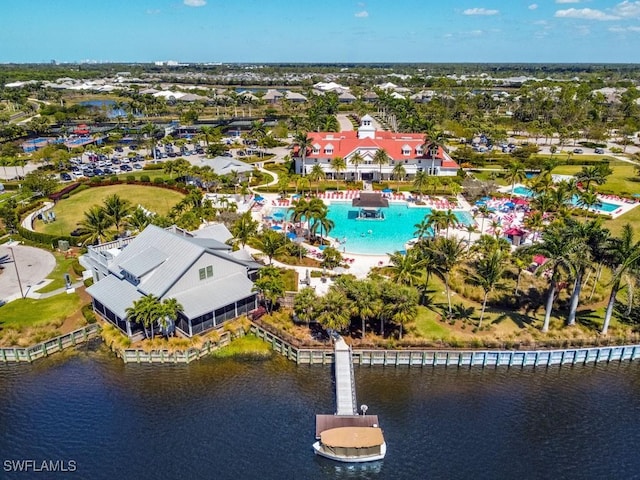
[293,115,459,180]
[84,224,260,339]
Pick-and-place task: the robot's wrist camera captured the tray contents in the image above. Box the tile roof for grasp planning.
[294,129,459,168]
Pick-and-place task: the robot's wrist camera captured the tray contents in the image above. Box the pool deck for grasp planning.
[502,184,639,219]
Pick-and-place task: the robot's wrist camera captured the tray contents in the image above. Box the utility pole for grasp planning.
[8,246,25,299]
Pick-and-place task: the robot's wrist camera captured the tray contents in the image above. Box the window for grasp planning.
[199,265,214,280]
[401,144,411,156]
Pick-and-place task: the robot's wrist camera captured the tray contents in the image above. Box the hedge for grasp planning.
[17,224,76,248]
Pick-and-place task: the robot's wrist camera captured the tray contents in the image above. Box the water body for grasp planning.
[1,346,640,479]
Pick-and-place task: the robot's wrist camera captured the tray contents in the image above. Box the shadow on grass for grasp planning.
[576,309,603,330]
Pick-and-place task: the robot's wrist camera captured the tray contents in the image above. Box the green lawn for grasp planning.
[36,184,184,236]
[35,252,80,293]
[553,163,640,195]
[0,293,83,331]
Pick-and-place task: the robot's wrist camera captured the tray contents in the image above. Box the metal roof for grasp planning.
[111,225,203,297]
[119,246,167,278]
[172,272,255,318]
[86,275,143,319]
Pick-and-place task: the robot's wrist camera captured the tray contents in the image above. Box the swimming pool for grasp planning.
[511,185,621,213]
[273,202,475,255]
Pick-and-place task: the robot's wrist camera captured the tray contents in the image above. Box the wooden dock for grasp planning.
[334,336,357,416]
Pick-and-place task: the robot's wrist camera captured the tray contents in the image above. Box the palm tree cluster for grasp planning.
[77,194,139,245]
[294,276,418,339]
[125,294,184,339]
[288,197,334,243]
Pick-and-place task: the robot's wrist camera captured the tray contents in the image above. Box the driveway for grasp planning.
[0,244,56,303]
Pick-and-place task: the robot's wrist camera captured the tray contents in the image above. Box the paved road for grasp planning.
[0,243,56,303]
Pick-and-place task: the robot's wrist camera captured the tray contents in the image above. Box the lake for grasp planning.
[1,345,639,479]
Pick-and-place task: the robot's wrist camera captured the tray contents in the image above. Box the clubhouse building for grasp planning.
[84,224,260,339]
[293,115,459,180]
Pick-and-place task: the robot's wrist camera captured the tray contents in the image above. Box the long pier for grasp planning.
[334,336,357,415]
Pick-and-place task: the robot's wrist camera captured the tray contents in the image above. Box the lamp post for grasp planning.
[8,246,25,299]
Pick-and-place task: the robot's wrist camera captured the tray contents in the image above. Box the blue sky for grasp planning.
[1,0,640,63]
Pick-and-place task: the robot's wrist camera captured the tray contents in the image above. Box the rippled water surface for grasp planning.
[1,347,640,480]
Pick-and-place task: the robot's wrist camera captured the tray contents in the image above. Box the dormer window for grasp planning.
[429,145,439,157]
[324,143,334,155]
[416,146,423,155]
[401,144,411,156]
[312,143,321,154]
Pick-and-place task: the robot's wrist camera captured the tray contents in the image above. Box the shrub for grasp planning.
[83,278,94,288]
[140,175,151,183]
[71,259,84,276]
[126,175,135,182]
[90,177,102,185]
[165,179,176,186]
[82,304,97,324]
[153,177,164,184]
[110,176,119,183]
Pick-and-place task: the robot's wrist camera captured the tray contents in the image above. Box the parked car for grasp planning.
[120,164,133,172]
[133,163,143,170]
[573,148,584,154]
[60,172,72,181]
[594,148,605,154]
[93,168,104,176]
[103,167,114,175]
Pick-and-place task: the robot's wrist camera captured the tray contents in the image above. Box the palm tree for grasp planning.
[476,205,491,235]
[373,148,389,182]
[77,206,114,245]
[413,170,429,199]
[160,297,184,337]
[311,212,335,243]
[317,287,350,333]
[526,224,580,333]
[505,161,527,199]
[127,206,152,233]
[414,216,433,240]
[565,219,609,327]
[575,165,611,190]
[349,280,379,339]
[387,249,424,287]
[253,266,285,313]
[126,294,163,340]
[231,211,259,248]
[293,131,312,176]
[349,152,364,182]
[427,236,467,316]
[330,156,346,186]
[255,230,286,265]
[294,287,318,325]
[309,163,325,194]
[576,188,601,218]
[383,285,418,339]
[392,163,406,189]
[102,194,132,234]
[602,224,640,334]
[470,249,508,328]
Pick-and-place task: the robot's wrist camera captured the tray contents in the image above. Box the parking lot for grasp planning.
[62,141,208,181]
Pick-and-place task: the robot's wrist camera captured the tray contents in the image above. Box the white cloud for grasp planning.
[554,8,619,20]
[556,0,580,3]
[355,10,369,17]
[463,7,499,15]
[609,24,640,31]
[528,4,538,10]
[184,0,206,6]
[146,9,160,14]
[613,1,640,18]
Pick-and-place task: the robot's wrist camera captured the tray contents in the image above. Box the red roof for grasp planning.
[294,129,459,169]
